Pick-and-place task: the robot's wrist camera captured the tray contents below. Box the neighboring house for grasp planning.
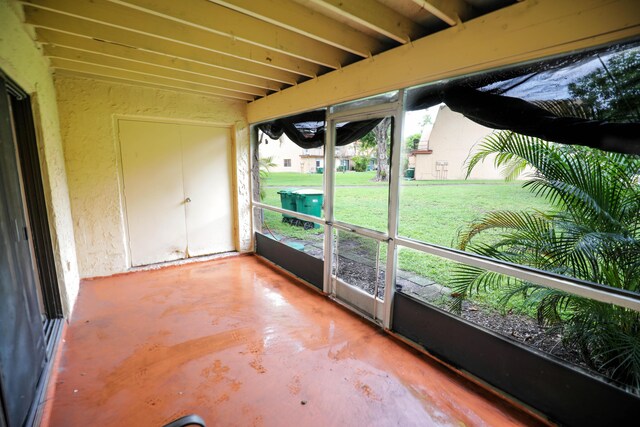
[411,105,507,180]
[258,134,316,172]
[259,133,367,173]
[261,106,518,180]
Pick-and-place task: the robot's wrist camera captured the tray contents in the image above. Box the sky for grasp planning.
[403,105,440,141]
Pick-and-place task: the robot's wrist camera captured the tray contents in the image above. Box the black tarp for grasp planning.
[405,42,640,155]
[257,110,381,149]
[256,42,640,155]
[442,85,640,155]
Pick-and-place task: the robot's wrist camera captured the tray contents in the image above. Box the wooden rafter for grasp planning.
[248,0,640,122]
[54,69,251,101]
[22,0,321,77]
[49,58,256,101]
[24,7,300,84]
[35,29,282,91]
[208,0,385,57]
[43,45,268,96]
[408,0,470,26]
[110,0,347,68]
[306,0,423,44]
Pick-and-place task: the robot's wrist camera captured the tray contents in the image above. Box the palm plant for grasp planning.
[451,130,640,392]
[258,156,276,201]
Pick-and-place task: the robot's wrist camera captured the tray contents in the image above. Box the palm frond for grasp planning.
[458,128,640,391]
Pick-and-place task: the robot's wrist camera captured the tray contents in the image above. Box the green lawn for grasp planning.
[259,172,550,314]
[264,171,503,187]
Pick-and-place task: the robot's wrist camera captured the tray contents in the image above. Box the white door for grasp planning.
[119,120,234,267]
[120,120,187,266]
[180,125,234,257]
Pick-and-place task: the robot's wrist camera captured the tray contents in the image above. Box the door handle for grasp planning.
[185,197,192,203]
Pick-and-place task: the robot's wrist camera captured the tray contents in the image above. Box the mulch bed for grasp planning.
[279,233,589,370]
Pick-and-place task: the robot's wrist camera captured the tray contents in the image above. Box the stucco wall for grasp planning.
[414,105,503,180]
[0,0,80,316]
[258,135,304,172]
[55,75,251,278]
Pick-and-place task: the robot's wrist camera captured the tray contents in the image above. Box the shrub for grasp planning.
[352,155,369,172]
[452,131,640,392]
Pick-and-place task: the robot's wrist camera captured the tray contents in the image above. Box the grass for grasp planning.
[264,171,503,187]
[259,172,550,314]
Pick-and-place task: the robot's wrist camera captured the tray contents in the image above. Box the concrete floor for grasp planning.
[41,255,548,427]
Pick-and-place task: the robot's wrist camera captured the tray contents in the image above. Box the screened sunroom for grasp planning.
[0,1,638,426]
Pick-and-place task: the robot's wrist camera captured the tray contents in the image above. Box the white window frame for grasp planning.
[250,74,640,331]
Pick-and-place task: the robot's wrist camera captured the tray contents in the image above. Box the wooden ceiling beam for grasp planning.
[408,0,471,26]
[49,58,256,101]
[43,45,268,97]
[55,69,251,101]
[110,0,347,69]
[306,0,423,44]
[22,0,321,77]
[248,0,640,122]
[35,29,282,91]
[209,0,385,57]
[24,7,299,85]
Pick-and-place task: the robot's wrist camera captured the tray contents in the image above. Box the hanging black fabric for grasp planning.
[404,42,640,155]
[442,86,640,155]
[257,110,381,149]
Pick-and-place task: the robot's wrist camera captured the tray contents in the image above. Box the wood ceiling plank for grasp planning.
[36,29,281,91]
[306,0,423,44]
[54,69,251,101]
[43,45,268,97]
[22,0,321,77]
[408,0,471,26]
[49,58,256,101]
[25,7,299,84]
[111,0,347,68]
[209,0,385,57]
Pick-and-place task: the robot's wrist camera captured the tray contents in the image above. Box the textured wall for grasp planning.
[55,75,251,278]
[414,106,503,181]
[0,0,80,316]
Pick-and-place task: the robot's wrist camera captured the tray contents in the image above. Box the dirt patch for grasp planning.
[457,301,586,368]
[271,231,589,371]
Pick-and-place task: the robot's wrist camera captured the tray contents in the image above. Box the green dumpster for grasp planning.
[316,167,324,174]
[277,189,297,219]
[405,168,415,179]
[293,189,323,229]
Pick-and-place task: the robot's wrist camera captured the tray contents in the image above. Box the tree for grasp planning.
[452,131,640,392]
[258,156,276,201]
[373,117,392,181]
[421,112,433,128]
[352,155,369,172]
[359,118,392,181]
[568,49,640,122]
[405,132,421,150]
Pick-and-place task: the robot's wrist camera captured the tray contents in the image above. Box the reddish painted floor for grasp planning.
[41,255,548,427]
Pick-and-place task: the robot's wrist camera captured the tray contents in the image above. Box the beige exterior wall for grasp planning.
[259,135,304,172]
[414,105,503,181]
[0,0,80,316]
[56,75,251,278]
[301,156,324,173]
[259,134,324,173]
[259,133,366,173]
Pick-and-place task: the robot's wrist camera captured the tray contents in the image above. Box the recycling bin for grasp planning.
[277,189,297,220]
[292,189,323,229]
